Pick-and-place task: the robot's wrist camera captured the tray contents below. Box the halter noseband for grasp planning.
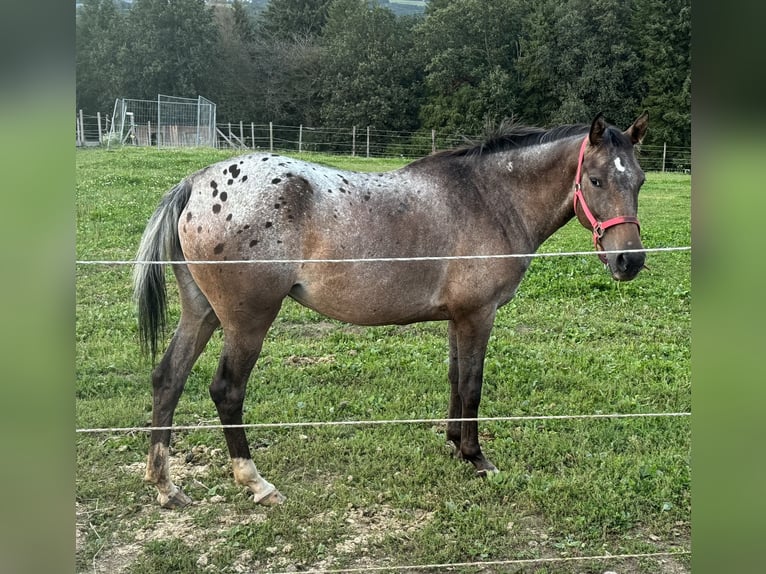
[573,136,640,263]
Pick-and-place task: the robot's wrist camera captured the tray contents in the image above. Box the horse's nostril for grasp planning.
[616,253,628,273]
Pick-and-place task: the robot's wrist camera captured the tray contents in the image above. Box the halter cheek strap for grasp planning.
[573,136,640,262]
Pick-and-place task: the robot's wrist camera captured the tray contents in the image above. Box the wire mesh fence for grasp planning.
[77,106,691,172]
[100,95,217,148]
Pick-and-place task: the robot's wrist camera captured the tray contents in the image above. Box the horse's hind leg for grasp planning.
[209,307,285,506]
[145,266,219,508]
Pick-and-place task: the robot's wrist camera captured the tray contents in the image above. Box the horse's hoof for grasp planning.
[474,459,499,477]
[254,488,285,507]
[475,466,499,478]
[158,488,192,509]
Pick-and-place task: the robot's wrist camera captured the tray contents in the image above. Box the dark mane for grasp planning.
[430,119,590,159]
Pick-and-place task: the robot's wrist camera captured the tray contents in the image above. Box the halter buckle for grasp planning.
[593,222,604,239]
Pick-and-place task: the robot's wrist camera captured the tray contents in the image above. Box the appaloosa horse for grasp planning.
[133,112,648,508]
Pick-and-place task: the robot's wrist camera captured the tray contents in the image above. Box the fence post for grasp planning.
[96,112,102,144]
[661,142,667,172]
[251,122,255,150]
[431,129,436,154]
[299,124,303,153]
[269,122,274,152]
[352,125,356,157]
[366,126,370,158]
[240,120,244,147]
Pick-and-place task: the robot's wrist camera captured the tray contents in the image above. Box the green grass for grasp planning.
[76,147,690,573]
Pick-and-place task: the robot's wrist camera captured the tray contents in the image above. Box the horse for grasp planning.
[133,112,648,508]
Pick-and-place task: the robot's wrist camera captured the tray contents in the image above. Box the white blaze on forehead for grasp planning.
[614,157,626,172]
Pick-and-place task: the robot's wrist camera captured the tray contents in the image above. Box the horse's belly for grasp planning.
[288,264,450,325]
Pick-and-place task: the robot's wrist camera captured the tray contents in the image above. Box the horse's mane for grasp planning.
[433,119,590,159]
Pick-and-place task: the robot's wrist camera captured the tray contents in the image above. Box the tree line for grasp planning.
[76,0,690,151]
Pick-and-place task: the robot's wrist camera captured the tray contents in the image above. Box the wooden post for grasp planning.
[661,142,667,172]
[251,122,255,149]
[366,126,370,158]
[239,120,244,146]
[352,125,356,157]
[269,122,274,152]
[97,112,103,144]
[147,121,151,146]
[431,129,436,153]
[299,124,303,153]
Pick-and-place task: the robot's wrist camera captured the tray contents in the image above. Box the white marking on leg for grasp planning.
[145,443,190,508]
[232,458,285,505]
[614,157,626,172]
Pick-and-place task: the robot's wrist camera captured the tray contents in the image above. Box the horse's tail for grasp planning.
[132,179,193,359]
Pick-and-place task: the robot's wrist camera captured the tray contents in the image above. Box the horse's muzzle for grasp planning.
[606,249,646,281]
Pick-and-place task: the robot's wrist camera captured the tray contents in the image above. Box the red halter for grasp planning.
[572,136,640,263]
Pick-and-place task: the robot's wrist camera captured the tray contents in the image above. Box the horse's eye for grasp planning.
[589,177,602,188]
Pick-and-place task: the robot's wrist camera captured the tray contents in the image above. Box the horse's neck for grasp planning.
[478,138,581,250]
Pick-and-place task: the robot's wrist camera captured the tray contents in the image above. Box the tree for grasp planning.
[416,0,525,134]
[121,0,219,99]
[319,0,423,133]
[260,0,332,40]
[76,0,126,112]
[633,0,691,150]
[516,0,642,128]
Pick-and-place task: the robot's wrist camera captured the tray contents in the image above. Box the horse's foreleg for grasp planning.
[146,309,219,508]
[446,322,462,448]
[209,318,285,506]
[451,310,499,476]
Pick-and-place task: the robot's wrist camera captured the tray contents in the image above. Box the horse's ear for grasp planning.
[625,111,649,145]
[589,112,607,146]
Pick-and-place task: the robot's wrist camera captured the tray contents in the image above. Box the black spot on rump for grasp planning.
[261,157,269,161]
[272,178,282,185]
[210,180,218,189]
[229,164,241,178]
[197,226,202,233]
[186,211,193,221]
[220,191,228,202]
[213,204,221,214]
[241,175,248,182]
[249,239,258,247]
[227,179,234,185]
[364,194,371,201]
[265,221,273,228]
[244,224,250,230]
[226,213,232,221]
[212,189,218,197]
[214,243,225,254]
[274,203,281,209]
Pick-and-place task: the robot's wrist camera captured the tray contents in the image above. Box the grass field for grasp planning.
[76,147,690,573]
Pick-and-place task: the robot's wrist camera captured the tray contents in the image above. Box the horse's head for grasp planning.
[574,112,649,281]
